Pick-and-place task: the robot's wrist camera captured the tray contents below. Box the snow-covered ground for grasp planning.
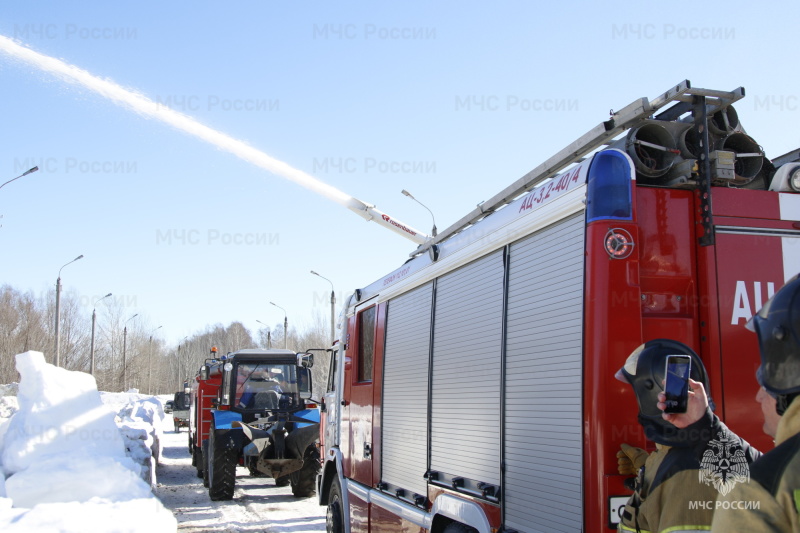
[0,351,176,531]
[0,351,326,532]
[155,422,325,532]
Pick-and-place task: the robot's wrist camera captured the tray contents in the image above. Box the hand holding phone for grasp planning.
[663,355,692,414]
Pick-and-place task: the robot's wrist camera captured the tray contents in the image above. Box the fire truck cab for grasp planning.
[317,81,800,533]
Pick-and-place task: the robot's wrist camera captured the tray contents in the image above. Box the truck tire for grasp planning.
[194,445,204,478]
[202,440,210,488]
[326,476,344,533]
[442,523,478,533]
[291,445,321,498]
[207,424,237,501]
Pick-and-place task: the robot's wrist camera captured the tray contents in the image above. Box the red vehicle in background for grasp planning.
[189,347,222,482]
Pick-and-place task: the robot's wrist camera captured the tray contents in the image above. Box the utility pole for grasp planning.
[122,313,138,391]
[54,254,84,367]
[311,270,336,345]
[147,325,162,394]
[90,293,112,376]
[270,302,288,349]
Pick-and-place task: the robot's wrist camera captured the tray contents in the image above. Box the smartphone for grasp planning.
[664,355,692,414]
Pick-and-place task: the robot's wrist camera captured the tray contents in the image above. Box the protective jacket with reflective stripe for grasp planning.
[619,410,760,533]
[711,399,800,532]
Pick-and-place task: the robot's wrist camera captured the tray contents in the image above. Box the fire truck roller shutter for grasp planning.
[430,250,504,486]
[381,282,434,498]
[504,213,585,531]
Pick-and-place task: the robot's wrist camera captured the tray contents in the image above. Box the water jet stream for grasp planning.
[0,35,428,244]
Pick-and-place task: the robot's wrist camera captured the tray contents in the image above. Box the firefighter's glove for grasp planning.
[616,443,648,476]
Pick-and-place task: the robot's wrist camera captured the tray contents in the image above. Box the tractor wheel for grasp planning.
[247,457,267,477]
[202,440,210,488]
[326,476,344,533]
[207,424,237,501]
[291,445,321,498]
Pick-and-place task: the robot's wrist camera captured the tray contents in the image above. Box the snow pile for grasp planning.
[0,351,176,532]
[101,391,166,485]
[0,386,19,476]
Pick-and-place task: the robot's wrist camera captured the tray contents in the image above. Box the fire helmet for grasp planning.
[747,273,800,399]
[616,338,713,420]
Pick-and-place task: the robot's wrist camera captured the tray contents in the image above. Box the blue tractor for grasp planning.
[204,348,320,501]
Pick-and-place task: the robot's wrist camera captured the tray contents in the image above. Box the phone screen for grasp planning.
[664,355,692,414]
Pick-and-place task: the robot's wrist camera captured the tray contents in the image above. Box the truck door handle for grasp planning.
[364,443,372,459]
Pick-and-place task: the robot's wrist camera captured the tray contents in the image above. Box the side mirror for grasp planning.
[298,367,312,400]
[297,352,314,368]
[220,362,233,406]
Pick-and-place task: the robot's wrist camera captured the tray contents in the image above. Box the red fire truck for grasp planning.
[189,347,222,482]
[317,81,800,533]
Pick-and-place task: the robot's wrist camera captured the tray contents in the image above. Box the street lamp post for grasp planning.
[122,313,138,391]
[90,292,112,377]
[402,189,438,237]
[311,270,336,346]
[177,336,188,388]
[148,326,162,395]
[270,302,288,349]
[256,320,272,349]
[0,166,39,191]
[54,254,84,367]
[1,167,39,229]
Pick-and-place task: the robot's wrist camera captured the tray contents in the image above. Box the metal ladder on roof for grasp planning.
[413,79,745,256]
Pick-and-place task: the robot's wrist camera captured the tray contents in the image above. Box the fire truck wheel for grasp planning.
[326,477,344,533]
[291,445,321,498]
[194,445,204,478]
[442,522,478,533]
[202,440,210,488]
[208,425,237,501]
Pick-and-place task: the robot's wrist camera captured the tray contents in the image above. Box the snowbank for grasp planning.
[0,351,176,532]
[101,391,166,485]
[0,385,19,470]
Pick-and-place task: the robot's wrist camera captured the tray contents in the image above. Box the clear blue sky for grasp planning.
[1,1,798,347]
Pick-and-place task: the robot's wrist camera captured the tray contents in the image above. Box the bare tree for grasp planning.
[293,310,334,402]
[0,283,337,402]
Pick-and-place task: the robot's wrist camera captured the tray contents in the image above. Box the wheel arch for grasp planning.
[320,449,351,533]
[428,494,491,533]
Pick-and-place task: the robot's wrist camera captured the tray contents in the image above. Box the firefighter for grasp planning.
[755,368,782,441]
[707,273,800,531]
[615,339,760,533]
